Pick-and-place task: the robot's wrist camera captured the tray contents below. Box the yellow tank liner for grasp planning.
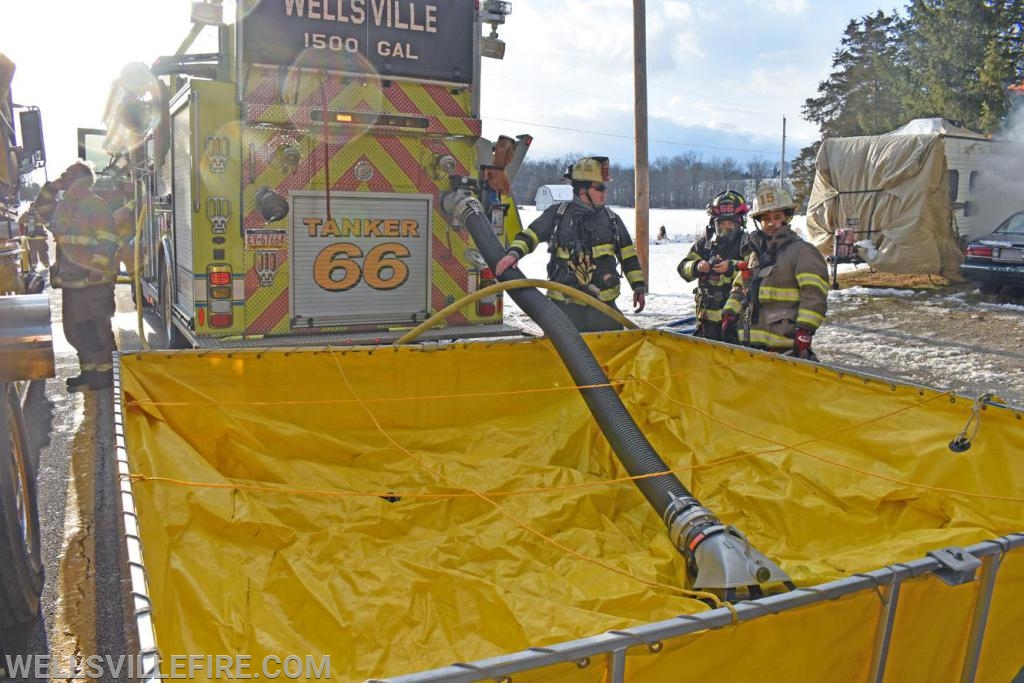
[114,330,1024,681]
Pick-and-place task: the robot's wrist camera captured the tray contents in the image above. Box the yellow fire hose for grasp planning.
[395,279,637,345]
[132,203,149,350]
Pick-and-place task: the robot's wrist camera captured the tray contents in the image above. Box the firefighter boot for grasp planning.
[88,370,114,391]
[66,373,90,390]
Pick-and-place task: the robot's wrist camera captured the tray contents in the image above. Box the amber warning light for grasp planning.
[312,110,429,129]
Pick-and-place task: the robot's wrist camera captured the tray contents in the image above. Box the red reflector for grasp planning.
[209,271,232,286]
[198,308,205,327]
[477,302,496,317]
[210,313,233,328]
[966,245,993,257]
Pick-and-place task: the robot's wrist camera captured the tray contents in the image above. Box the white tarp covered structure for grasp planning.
[806,130,965,279]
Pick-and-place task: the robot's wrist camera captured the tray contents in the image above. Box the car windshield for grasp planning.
[996,212,1024,235]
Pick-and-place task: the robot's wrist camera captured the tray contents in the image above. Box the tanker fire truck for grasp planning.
[100,0,522,348]
[0,52,53,629]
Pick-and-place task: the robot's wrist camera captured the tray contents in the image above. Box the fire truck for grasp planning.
[100,0,522,348]
[0,52,52,628]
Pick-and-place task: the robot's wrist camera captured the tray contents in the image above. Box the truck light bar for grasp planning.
[311,110,430,130]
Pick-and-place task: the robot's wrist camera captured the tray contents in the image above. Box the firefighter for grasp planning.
[494,156,646,332]
[17,178,61,269]
[721,185,829,358]
[17,210,49,271]
[48,161,120,391]
[677,190,750,340]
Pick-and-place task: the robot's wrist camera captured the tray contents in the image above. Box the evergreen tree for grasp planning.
[794,10,907,208]
[903,0,1024,133]
[803,11,908,139]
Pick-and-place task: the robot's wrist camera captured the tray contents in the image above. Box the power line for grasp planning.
[491,72,773,118]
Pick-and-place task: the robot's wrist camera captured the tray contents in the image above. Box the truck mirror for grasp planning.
[17,108,45,172]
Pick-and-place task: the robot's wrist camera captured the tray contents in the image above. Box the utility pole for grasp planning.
[780,115,787,189]
[633,0,649,282]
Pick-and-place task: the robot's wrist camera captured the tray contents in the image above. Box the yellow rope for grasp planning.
[123,369,1024,504]
[319,346,727,607]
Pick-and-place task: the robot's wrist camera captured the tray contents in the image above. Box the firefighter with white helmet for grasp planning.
[677,189,751,340]
[721,185,829,357]
[495,156,646,332]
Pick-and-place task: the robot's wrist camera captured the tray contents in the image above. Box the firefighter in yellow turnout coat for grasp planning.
[495,156,646,332]
[722,186,829,357]
[48,162,120,391]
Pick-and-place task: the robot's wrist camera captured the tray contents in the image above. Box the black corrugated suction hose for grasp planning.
[457,198,693,517]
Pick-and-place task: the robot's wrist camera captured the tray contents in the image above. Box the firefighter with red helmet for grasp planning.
[721,185,829,358]
[47,161,120,391]
[678,189,751,340]
[494,156,646,332]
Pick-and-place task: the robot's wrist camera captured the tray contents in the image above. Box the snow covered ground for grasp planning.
[505,206,1024,409]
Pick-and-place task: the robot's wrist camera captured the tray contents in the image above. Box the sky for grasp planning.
[5,0,890,181]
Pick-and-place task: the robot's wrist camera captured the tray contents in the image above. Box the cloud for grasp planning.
[747,0,810,15]
[647,2,704,73]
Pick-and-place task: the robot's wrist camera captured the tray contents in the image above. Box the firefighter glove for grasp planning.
[633,287,646,313]
[721,312,737,340]
[711,259,732,275]
[794,328,813,355]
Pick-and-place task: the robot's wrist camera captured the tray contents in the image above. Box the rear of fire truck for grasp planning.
[104,0,520,348]
[0,52,53,629]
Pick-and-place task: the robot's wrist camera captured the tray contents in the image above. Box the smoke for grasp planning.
[969,101,1024,236]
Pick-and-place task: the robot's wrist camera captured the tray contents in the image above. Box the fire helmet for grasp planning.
[564,156,611,184]
[750,185,796,220]
[709,189,749,224]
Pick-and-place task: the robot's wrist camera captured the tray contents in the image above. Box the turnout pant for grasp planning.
[697,319,724,341]
[62,284,116,376]
[553,298,624,333]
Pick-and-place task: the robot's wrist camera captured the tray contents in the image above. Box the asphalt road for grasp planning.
[1,284,161,683]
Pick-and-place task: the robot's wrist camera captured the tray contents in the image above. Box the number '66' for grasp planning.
[313,242,411,291]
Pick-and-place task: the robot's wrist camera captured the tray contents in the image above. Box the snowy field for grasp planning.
[505,206,1024,409]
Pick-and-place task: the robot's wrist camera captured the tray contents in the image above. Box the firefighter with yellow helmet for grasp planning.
[494,156,646,332]
[721,185,829,357]
[45,161,120,391]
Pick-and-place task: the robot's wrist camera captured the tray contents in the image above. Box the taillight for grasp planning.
[966,244,994,258]
[476,267,499,317]
[209,270,231,287]
[207,264,233,328]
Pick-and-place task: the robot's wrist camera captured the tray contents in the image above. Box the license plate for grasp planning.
[995,247,1024,262]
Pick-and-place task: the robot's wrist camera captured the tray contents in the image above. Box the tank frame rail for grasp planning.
[371,533,1024,683]
[112,358,161,681]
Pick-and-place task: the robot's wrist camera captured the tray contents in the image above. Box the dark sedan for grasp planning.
[960,210,1024,294]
